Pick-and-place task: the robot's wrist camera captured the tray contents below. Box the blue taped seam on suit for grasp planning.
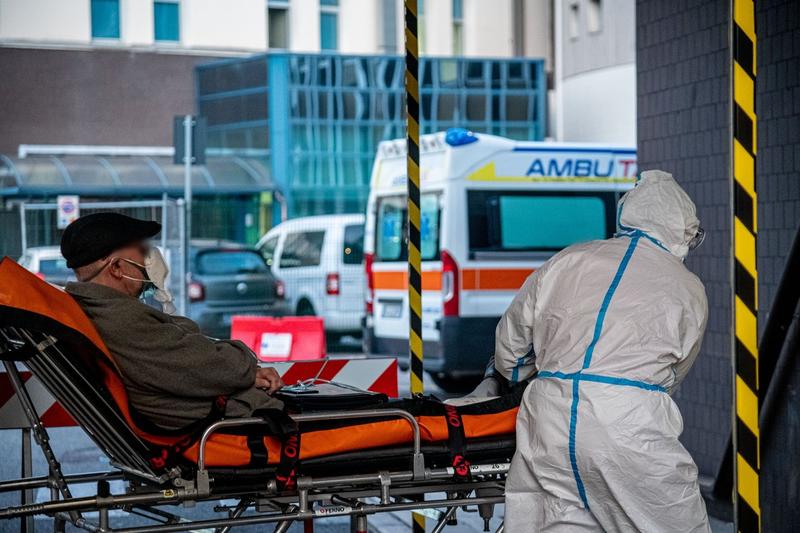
[511,356,525,383]
[617,229,669,253]
[511,347,536,383]
[568,377,588,508]
[582,235,641,370]
[564,234,640,510]
[537,371,667,393]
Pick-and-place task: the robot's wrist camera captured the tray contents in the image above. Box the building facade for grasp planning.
[0,0,554,152]
[637,0,800,527]
[556,0,636,144]
[196,53,547,217]
[0,0,554,239]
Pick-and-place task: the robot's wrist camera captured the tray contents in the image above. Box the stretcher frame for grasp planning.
[0,325,509,533]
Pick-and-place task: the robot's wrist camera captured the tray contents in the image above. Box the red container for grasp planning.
[230,316,326,362]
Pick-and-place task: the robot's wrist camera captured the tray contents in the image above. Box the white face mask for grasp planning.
[120,248,176,315]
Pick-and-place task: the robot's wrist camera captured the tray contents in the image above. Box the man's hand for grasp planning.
[255,367,285,394]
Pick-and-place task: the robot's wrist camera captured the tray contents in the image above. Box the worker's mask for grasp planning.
[119,248,176,315]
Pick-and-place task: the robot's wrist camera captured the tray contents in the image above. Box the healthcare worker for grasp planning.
[495,170,710,532]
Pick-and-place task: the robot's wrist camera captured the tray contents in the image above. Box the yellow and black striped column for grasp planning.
[731,1,759,531]
[404,0,424,397]
[405,1,424,531]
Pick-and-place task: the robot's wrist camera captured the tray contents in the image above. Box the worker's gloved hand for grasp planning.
[464,375,501,399]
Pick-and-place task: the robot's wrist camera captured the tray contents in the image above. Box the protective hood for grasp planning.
[617,170,700,259]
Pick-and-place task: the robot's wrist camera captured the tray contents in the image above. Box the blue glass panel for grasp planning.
[320,0,338,5]
[320,13,338,50]
[195,54,547,217]
[452,0,463,19]
[91,0,120,39]
[154,2,180,42]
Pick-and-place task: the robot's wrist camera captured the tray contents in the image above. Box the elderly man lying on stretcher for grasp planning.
[58,213,285,431]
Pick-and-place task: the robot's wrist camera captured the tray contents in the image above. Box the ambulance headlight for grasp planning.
[445,128,479,147]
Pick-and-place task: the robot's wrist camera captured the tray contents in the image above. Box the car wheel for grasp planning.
[429,373,482,393]
[326,332,342,350]
[296,299,315,316]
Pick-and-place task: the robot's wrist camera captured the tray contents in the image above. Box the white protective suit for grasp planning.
[496,170,710,532]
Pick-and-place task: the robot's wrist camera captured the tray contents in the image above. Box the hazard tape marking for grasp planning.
[731,0,759,531]
[0,359,399,429]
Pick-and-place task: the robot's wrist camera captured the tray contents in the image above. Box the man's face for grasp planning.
[107,241,150,297]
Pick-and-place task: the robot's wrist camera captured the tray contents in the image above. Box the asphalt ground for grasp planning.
[0,341,733,532]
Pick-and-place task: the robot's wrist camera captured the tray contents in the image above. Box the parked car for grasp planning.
[187,240,288,338]
[256,214,365,343]
[18,246,75,287]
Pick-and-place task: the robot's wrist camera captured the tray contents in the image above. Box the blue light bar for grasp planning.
[445,128,479,147]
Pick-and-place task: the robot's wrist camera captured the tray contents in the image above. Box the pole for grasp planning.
[183,115,193,316]
[177,199,186,317]
[404,0,423,398]
[20,428,33,533]
[404,1,424,532]
[19,202,27,256]
[731,1,759,531]
[160,193,168,253]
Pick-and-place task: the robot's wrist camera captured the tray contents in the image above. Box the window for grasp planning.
[196,250,268,275]
[467,191,616,254]
[379,0,398,53]
[91,0,120,39]
[268,0,289,49]
[568,1,580,40]
[259,236,279,267]
[38,258,70,277]
[280,231,325,268]
[417,0,425,54]
[320,0,338,51]
[452,0,463,55]
[268,9,289,48]
[586,0,602,33]
[376,194,440,262]
[154,1,180,42]
[342,224,365,264]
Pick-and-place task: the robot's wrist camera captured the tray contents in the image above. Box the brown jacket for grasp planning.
[65,282,282,430]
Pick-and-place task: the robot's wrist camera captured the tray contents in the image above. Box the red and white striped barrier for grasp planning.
[0,371,75,429]
[0,358,398,429]
[267,359,398,396]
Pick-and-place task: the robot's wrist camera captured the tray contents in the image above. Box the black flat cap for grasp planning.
[60,213,161,269]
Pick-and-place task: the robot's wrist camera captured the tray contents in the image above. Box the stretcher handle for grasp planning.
[197,409,422,472]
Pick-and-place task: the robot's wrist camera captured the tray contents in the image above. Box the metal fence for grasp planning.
[14,197,188,315]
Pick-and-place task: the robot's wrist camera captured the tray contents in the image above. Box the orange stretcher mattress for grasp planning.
[0,258,520,470]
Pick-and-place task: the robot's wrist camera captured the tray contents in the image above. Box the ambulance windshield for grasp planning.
[376,194,441,262]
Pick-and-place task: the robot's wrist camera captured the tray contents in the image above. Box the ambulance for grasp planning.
[362,129,637,390]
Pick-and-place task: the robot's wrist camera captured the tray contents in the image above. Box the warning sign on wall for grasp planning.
[57,195,80,229]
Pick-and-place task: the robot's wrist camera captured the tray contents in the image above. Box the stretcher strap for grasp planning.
[276,431,300,491]
[247,433,269,467]
[443,404,471,480]
[148,395,228,470]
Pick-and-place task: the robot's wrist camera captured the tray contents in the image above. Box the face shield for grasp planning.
[687,227,706,252]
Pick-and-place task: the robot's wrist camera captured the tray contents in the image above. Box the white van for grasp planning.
[362,129,637,390]
[257,214,365,341]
